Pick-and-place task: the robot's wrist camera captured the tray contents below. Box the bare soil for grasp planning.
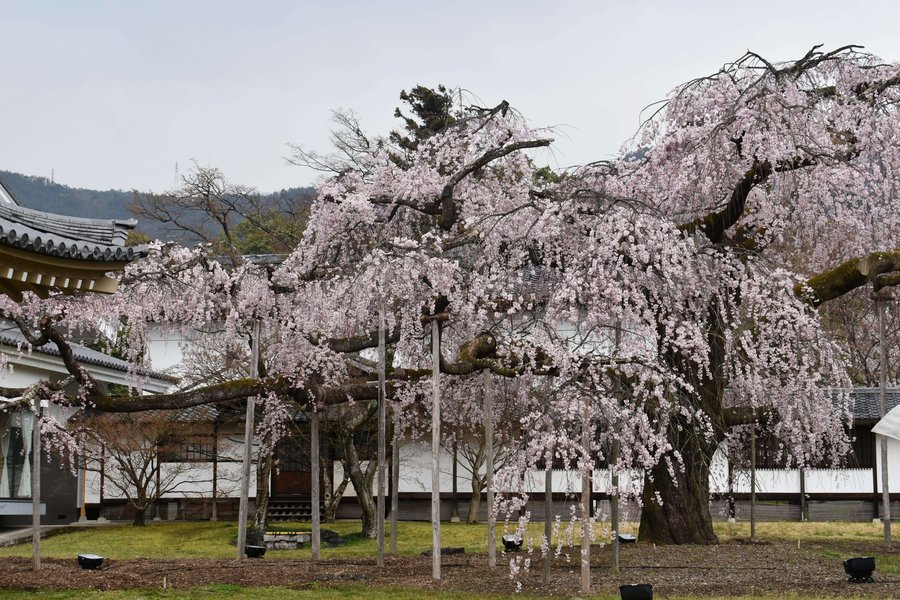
[2,540,898,597]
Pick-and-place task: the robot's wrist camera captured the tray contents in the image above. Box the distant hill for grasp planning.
[0,170,314,242]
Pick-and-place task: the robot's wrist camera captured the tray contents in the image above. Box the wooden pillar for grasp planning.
[377,307,387,566]
[877,295,892,544]
[750,421,757,542]
[431,319,441,580]
[580,394,590,595]
[311,409,321,560]
[611,321,621,570]
[543,458,552,584]
[79,454,88,522]
[799,468,807,522]
[450,442,460,522]
[390,404,400,555]
[237,319,260,559]
[727,456,735,520]
[32,404,42,572]
[484,369,496,567]
[610,438,620,572]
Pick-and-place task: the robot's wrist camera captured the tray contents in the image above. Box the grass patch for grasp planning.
[0,519,625,560]
[713,520,890,543]
[0,519,892,561]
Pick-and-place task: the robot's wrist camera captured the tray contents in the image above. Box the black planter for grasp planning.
[843,556,875,583]
[77,553,104,570]
[620,583,653,600]
[501,534,523,552]
[245,545,266,558]
[618,533,637,544]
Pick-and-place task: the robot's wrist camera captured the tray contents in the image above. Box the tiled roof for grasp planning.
[0,322,177,383]
[848,387,900,422]
[0,179,147,262]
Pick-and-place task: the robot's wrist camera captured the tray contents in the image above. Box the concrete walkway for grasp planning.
[0,520,122,547]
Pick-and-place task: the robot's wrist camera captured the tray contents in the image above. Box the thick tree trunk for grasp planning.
[133,502,149,527]
[637,435,718,544]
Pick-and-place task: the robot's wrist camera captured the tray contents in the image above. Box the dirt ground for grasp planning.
[2,540,898,597]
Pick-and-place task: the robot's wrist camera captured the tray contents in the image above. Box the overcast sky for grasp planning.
[4,0,900,193]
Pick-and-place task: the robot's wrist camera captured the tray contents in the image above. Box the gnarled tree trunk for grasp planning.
[637,432,719,544]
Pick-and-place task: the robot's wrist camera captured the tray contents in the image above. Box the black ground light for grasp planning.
[843,556,875,583]
[501,534,523,551]
[619,583,653,600]
[77,554,104,569]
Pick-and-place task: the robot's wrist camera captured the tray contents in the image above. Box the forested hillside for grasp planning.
[0,170,313,243]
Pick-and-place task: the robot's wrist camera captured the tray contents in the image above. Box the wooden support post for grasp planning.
[611,321,621,570]
[32,404,42,572]
[431,319,441,580]
[390,404,400,555]
[377,306,387,566]
[484,368,496,568]
[237,319,260,559]
[311,409,321,560]
[581,394,591,595]
[727,457,735,520]
[611,438,620,572]
[799,468,807,522]
[877,295,892,544]
[450,442,460,522]
[750,421,757,542]
[211,422,219,522]
[543,459,552,584]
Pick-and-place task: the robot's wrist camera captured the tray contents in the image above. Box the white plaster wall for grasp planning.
[875,434,900,494]
[144,327,186,373]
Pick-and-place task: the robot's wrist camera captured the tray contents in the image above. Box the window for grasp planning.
[158,436,214,462]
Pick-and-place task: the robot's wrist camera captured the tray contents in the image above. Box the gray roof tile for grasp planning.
[0,179,147,262]
[848,387,900,422]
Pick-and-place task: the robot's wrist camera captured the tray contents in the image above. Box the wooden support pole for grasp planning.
[237,319,260,559]
[431,319,441,580]
[610,321,621,570]
[390,404,400,555]
[581,394,591,595]
[450,442,460,522]
[543,459,552,584]
[32,404,42,572]
[484,368,496,568]
[311,409,321,560]
[799,468,807,522]
[377,306,387,566]
[877,296,892,544]
[611,438,620,572]
[79,454,87,522]
[211,422,219,522]
[750,421,757,542]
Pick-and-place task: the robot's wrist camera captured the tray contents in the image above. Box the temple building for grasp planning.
[0,178,149,526]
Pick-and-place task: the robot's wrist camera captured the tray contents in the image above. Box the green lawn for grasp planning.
[0,519,623,560]
[0,518,891,561]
